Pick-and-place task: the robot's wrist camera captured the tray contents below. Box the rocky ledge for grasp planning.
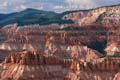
[0,50,120,80]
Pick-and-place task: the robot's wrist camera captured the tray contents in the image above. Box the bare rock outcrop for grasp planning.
[0,50,74,80]
[1,51,120,80]
[63,5,120,26]
[105,42,120,56]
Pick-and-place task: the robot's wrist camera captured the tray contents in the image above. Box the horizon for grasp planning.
[0,0,120,13]
[1,3,120,14]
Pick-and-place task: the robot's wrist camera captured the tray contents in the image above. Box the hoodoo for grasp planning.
[0,4,120,80]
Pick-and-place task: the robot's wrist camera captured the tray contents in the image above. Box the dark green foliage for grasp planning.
[0,8,73,27]
[96,12,105,23]
[86,39,107,54]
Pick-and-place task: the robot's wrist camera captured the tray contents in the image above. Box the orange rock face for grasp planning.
[1,50,120,80]
[0,23,120,80]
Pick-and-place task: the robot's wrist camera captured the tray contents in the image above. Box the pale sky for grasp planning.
[0,0,120,13]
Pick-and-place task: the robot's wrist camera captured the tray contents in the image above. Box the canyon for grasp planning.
[0,23,120,80]
[0,5,120,80]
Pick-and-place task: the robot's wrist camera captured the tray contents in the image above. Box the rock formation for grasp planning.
[63,5,120,26]
[0,4,120,80]
[105,42,120,56]
[1,50,120,80]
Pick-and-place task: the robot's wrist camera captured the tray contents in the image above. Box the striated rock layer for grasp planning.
[63,5,120,26]
[1,4,120,80]
[1,50,120,80]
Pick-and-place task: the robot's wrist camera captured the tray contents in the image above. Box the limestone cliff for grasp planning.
[63,5,120,26]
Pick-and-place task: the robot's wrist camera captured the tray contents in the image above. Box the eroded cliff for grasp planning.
[1,50,120,80]
[63,5,120,26]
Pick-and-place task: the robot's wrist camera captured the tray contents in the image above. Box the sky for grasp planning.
[0,0,120,13]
